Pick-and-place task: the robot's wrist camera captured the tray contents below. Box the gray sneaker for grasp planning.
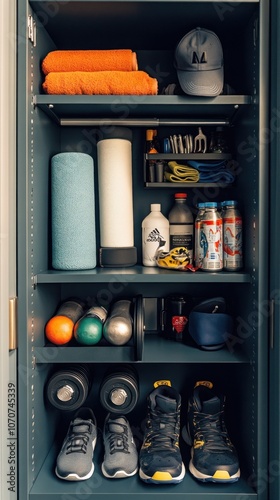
[55,407,97,481]
[101,413,138,478]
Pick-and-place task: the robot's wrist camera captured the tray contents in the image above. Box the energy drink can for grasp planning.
[223,200,243,271]
[200,202,223,271]
[194,202,206,268]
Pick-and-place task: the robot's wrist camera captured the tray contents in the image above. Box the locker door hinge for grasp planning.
[9,297,17,350]
[28,15,36,47]
[269,299,275,350]
[253,18,258,47]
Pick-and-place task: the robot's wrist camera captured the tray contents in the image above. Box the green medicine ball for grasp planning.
[74,317,103,345]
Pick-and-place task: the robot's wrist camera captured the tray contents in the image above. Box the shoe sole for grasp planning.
[55,436,97,481]
[189,449,240,483]
[139,463,186,484]
[101,464,138,479]
[183,426,240,483]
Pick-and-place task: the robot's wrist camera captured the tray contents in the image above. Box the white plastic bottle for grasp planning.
[142,204,169,267]
[168,193,194,263]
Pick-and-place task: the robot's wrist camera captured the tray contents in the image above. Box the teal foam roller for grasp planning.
[51,152,97,270]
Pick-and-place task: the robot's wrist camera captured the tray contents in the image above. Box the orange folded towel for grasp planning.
[42,71,158,95]
[42,50,138,75]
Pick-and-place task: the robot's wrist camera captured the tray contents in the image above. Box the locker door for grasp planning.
[0,1,17,499]
[269,0,280,499]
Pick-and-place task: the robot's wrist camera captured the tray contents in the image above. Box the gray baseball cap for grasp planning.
[175,27,224,96]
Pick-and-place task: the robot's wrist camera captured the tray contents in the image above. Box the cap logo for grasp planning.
[192,51,207,64]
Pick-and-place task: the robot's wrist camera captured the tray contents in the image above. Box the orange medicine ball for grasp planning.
[45,315,74,345]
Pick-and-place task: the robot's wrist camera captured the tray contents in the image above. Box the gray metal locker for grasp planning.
[8,0,277,499]
[0,1,17,499]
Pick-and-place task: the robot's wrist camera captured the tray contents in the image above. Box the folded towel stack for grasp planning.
[165,160,235,184]
[188,160,235,184]
[42,49,158,95]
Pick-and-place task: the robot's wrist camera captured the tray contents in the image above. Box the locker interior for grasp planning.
[17,1,269,499]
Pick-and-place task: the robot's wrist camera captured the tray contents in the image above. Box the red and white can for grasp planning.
[223,200,243,271]
[200,202,223,271]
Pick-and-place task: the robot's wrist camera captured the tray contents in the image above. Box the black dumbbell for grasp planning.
[46,364,91,411]
[99,365,139,414]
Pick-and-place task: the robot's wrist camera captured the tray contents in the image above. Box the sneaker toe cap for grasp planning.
[194,450,239,476]
[140,451,183,477]
[56,455,93,480]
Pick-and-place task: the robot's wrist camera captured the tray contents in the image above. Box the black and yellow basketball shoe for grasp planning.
[139,381,185,484]
[182,381,240,483]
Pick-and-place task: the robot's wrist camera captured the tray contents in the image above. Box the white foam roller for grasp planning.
[97,138,134,248]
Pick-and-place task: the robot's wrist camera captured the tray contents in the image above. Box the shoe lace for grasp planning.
[66,422,92,455]
[146,408,179,450]
[194,411,232,451]
[108,423,129,454]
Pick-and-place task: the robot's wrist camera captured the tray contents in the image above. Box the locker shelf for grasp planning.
[34,336,249,364]
[35,268,252,284]
[29,441,256,499]
[142,336,249,363]
[145,154,232,160]
[145,182,233,188]
[34,345,136,363]
[34,95,251,123]
[144,154,234,187]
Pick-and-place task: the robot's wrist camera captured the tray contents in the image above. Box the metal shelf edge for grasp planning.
[35,269,252,284]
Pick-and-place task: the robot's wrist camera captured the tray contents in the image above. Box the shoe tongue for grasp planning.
[155,393,177,413]
[193,386,222,414]
[201,395,221,414]
[108,418,126,434]
[107,418,127,450]
[72,418,91,433]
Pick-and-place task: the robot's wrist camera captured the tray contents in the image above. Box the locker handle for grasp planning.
[9,297,17,350]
